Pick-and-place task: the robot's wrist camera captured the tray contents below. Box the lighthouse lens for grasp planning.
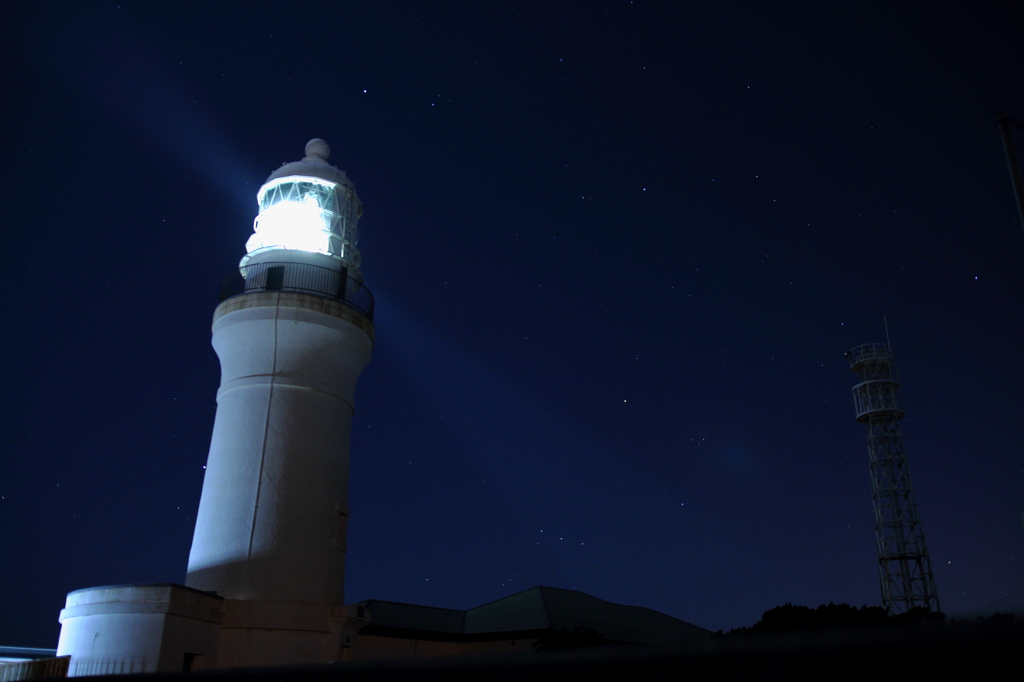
[250,197,331,254]
[247,179,340,256]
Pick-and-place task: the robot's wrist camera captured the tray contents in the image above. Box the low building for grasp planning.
[54,583,708,673]
[351,586,711,662]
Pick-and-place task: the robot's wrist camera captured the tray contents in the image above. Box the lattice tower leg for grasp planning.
[865,414,940,615]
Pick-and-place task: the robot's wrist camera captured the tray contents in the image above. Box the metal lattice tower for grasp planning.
[847,343,940,615]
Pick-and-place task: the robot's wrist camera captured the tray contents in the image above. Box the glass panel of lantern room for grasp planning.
[248,178,342,257]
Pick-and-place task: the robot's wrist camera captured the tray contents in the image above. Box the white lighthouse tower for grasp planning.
[56,140,375,673]
[186,138,372,605]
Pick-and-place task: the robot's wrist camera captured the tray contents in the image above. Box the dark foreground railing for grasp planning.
[219,261,374,321]
[0,655,69,681]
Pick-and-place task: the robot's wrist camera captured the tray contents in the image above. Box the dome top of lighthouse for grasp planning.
[264,138,354,188]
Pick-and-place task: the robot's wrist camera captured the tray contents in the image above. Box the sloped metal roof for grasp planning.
[357,586,709,646]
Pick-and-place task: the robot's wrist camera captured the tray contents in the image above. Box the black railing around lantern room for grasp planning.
[219,261,374,321]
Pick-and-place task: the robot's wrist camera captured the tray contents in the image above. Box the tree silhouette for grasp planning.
[725,602,893,635]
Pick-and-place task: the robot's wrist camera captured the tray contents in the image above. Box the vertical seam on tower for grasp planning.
[247,292,281,560]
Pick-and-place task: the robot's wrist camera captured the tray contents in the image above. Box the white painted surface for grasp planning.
[55,142,373,673]
[55,585,223,676]
[186,295,372,605]
[55,585,370,673]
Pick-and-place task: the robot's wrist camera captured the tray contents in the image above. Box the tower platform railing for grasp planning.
[847,343,894,370]
[847,343,904,421]
[219,261,374,321]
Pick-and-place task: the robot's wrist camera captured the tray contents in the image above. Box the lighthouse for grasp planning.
[185,138,373,605]
[55,140,375,673]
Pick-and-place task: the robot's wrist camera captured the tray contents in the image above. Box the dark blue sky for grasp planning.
[3,1,1024,647]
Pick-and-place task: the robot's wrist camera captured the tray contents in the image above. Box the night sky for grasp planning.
[3,2,1024,648]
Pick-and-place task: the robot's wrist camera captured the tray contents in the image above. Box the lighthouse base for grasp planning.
[55,584,368,675]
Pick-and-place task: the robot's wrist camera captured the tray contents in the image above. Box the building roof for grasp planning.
[356,600,466,635]
[263,139,355,189]
[0,646,58,662]
[357,586,709,646]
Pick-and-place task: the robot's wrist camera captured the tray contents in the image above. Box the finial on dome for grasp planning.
[304,138,330,161]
